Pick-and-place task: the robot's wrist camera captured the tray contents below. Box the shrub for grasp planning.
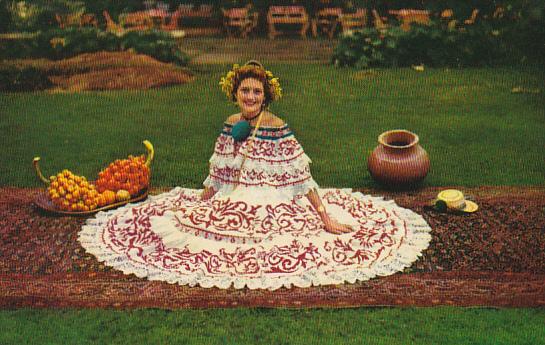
[0,1,10,33]
[332,21,514,69]
[0,28,189,66]
[0,65,52,92]
[120,30,189,66]
[40,27,120,59]
[332,28,402,69]
[498,1,545,65]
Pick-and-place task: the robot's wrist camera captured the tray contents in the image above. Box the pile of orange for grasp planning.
[47,169,100,212]
[96,155,150,197]
[38,141,153,212]
[45,154,151,212]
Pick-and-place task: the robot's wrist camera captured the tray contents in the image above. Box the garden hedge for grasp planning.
[0,28,189,66]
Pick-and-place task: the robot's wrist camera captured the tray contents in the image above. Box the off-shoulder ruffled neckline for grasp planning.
[223,122,289,131]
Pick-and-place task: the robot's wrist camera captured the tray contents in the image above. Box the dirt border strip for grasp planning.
[1,271,544,309]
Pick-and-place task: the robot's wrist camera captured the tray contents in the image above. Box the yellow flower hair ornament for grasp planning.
[219,63,282,103]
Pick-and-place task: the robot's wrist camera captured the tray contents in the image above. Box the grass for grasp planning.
[1,307,544,344]
[1,64,544,188]
[1,63,545,343]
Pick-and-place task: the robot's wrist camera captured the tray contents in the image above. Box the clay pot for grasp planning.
[367,129,430,188]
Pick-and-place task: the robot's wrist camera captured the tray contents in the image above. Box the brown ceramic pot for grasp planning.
[367,129,430,188]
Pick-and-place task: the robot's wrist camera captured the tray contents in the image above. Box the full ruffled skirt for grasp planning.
[79,187,431,290]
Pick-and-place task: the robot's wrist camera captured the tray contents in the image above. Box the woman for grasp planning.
[80,61,431,290]
[202,60,352,235]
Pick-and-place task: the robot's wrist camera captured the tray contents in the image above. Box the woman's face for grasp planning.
[236,77,265,117]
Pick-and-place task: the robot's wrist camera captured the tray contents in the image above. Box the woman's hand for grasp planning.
[304,188,354,235]
[306,189,354,235]
[322,215,354,235]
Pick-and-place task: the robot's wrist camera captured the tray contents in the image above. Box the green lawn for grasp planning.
[1,307,544,345]
[2,65,545,343]
[1,65,544,188]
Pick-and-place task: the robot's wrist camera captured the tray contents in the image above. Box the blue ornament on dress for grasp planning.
[232,120,251,142]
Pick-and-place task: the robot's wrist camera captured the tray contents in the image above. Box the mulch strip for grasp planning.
[1,186,544,309]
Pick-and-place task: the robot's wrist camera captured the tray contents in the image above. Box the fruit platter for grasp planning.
[33,140,154,216]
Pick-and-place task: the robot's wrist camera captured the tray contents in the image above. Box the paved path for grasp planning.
[182,38,337,64]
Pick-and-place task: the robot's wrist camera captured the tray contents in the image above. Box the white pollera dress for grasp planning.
[80,122,431,290]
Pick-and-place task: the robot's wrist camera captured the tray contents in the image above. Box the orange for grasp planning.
[103,190,116,205]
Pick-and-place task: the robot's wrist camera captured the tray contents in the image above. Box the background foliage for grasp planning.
[332,0,545,68]
[332,22,517,68]
[0,28,189,65]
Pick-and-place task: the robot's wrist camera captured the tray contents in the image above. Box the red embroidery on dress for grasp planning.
[209,163,313,188]
[209,173,313,188]
[184,198,261,233]
[260,202,321,236]
[213,134,304,163]
[217,247,260,275]
[324,238,378,266]
[263,240,324,273]
[353,227,395,248]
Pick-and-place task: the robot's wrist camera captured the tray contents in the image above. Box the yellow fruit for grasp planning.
[116,189,131,202]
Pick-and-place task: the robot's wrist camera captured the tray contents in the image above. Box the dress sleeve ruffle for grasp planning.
[203,124,319,198]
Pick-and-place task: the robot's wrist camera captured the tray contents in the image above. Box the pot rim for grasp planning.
[378,129,419,149]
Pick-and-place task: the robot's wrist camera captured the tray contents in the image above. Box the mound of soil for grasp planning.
[7,51,193,91]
